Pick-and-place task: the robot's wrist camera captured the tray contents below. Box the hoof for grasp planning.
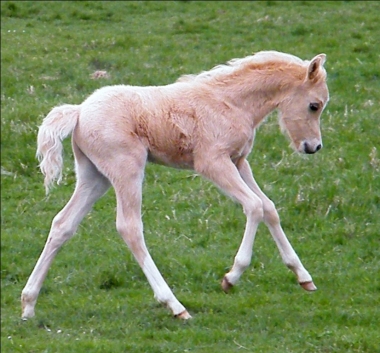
[175,310,192,320]
[221,276,233,293]
[299,281,317,291]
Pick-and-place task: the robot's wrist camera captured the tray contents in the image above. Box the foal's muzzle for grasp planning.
[303,141,322,154]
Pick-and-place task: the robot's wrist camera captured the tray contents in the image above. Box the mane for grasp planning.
[177,51,307,83]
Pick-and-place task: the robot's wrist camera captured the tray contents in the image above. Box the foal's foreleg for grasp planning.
[236,158,316,290]
[195,156,264,291]
[21,154,110,318]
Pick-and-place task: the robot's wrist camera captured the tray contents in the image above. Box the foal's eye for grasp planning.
[309,102,320,112]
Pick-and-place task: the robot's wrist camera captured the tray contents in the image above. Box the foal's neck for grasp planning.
[219,70,296,127]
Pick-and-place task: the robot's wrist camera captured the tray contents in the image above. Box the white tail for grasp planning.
[37,104,80,194]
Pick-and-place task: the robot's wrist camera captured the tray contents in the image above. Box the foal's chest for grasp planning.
[136,109,197,169]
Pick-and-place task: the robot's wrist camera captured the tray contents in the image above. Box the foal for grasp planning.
[21,51,329,319]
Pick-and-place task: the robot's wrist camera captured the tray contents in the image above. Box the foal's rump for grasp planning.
[36,86,124,192]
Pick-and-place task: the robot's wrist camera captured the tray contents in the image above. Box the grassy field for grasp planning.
[1,1,379,352]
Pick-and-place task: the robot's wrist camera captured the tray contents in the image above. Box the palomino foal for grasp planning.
[21,51,329,320]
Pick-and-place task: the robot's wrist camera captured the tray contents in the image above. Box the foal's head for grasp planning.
[278,54,329,154]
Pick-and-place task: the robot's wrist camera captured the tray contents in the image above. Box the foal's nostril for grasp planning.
[303,142,321,154]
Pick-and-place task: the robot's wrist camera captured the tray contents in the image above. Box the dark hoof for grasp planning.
[221,276,233,293]
[299,281,317,291]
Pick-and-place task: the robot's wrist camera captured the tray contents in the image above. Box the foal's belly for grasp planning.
[147,148,195,170]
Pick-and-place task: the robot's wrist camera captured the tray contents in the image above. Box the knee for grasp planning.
[243,198,264,222]
[116,217,142,237]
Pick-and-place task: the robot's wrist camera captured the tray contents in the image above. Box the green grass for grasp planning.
[1,1,379,352]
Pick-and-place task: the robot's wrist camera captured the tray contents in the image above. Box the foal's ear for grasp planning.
[307,54,327,81]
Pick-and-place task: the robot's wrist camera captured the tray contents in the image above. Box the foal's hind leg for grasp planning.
[236,158,316,290]
[101,145,190,319]
[21,144,110,318]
